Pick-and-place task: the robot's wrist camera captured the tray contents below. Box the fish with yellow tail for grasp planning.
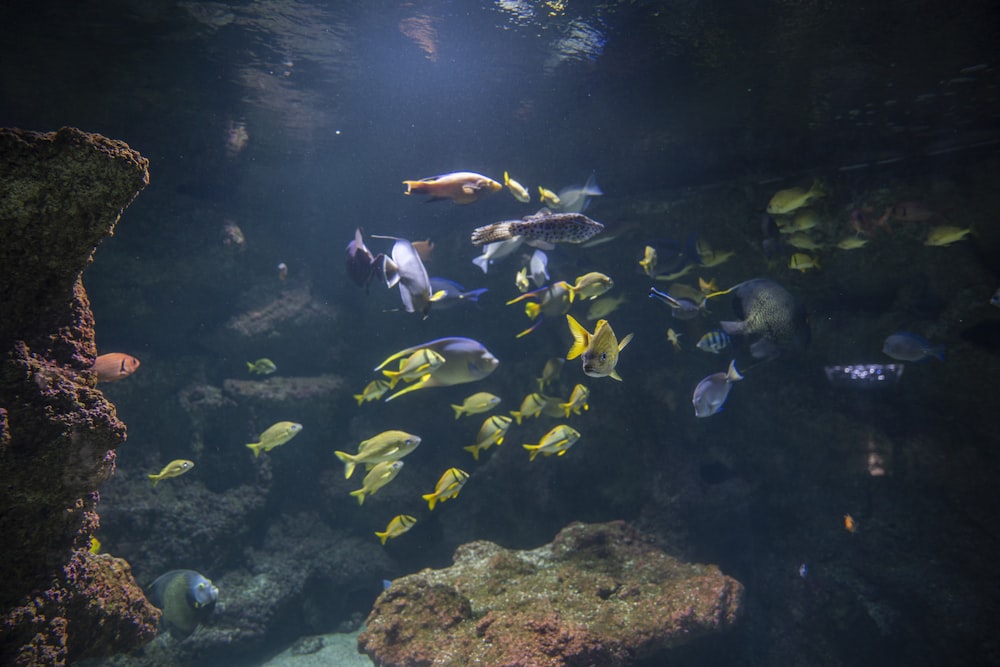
[507,281,573,338]
[350,460,404,505]
[246,358,277,375]
[381,348,447,389]
[463,414,513,460]
[558,384,590,417]
[504,171,531,202]
[402,171,501,204]
[692,360,743,417]
[565,315,633,381]
[422,468,469,510]
[766,180,825,215]
[373,338,499,401]
[538,186,561,207]
[924,225,973,247]
[523,424,581,461]
[148,459,194,487]
[471,210,604,246]
[354,379,391,406]
[375,514,416,545]
[788,253,821,272]
[451,392,501,419]
[567,272,614,301]
[246,421,303,458]
[510,392,547,424]
[334,430,421,479]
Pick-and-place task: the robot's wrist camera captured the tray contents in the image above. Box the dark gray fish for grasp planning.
[146,569,219,639]
[471,210,604,246]
[346,227,382,290]
[715,278,809,359]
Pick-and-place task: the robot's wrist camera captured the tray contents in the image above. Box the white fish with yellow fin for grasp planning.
[349,460,404,505]
[523,424,581,461]
[334,430,421,479]
[246,421,303,458]
[510,392,546,424]
[451,392,501,419]
[558,384,590,417]
[463,414,513,460]
[375,515,416,545]
[354,379,391,406]
[422,468,469,510]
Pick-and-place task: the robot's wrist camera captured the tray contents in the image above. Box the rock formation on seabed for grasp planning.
[0,127,159,665]
[359,520,744,667]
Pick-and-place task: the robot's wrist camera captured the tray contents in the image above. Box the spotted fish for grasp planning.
[470,210,604,246]
[706,278,809,359]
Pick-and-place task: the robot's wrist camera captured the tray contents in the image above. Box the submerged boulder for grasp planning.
[359,520,744,667]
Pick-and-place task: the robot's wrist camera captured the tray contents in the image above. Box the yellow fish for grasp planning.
[558,384,590,417]
[924,225,973,247]
[463,414,513,460]
[510,392,546,424]
[507,281,573,337]
[567,272,614,301]
[349,460,404,505]
[788,253,821,272]
[698,277,717,294]
[538,186,561,207]
[375,514,417,545]
[381,348,446,389]
[586,293,628,321]
[515,266,531,293]
[523,424,581,461]
[246,421,303,458]
[504,171,530,203]
[836,236,868,250]
[536,357,565,391]
[89,536,102,555]
[421,467,469,510]
[638,245,657,277]
[451,392,502,419]
[779,209,821,234]
[696,249,735,268]
[767,180,825,215]
[246,358,277,375]
[785,233,824,251]
[148,459,194,487]
[565,315,634,381]
[353,379,391,406]
[402,172,501,205]
[666,328,682,351]
[334,430,421,479]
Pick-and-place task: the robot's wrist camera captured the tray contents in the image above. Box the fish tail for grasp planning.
[246,442,263,458]
[353,393,366,406]
[381,370,401,389]
[510,411,523,425]
[422,493,438,511]
[524,302,541,320]
[470,222,515,245]
[727,360,744,382]
[565,315,590,360]
[523,444,540,462]
[516,319,544,338]
[451,405,464,420]
[246,361,255,372]
[350,489,366,506]
[472,255,490,274]
[375,530,389,545]
[504,171,511,186]
[402,180,418,195]
[333,452,356,479]
[385,376,431,402]
[463,444,481,461]
[148,474,159,487]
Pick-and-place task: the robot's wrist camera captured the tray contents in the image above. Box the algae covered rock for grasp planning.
[359,520,744,667]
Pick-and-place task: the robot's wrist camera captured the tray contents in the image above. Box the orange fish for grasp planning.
[843,514,857,533]
[91,353,141,383]
[402,172,501,205]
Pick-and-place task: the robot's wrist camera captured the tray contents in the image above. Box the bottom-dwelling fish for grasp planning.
[565,315,633,381]
[692,360,743,418]
[373,337,499,401]
[422,468,469,510]
[470,210,604,246]
[146,570,219,640]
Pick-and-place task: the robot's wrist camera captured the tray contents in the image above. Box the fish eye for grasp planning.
[405,439,412,445]
[600,353,607,361]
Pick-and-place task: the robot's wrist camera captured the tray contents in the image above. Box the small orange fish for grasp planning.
[91,353,141,383]
[843,514,857,533]
[402,172,502,205]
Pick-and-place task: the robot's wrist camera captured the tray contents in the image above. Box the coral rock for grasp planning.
[359,521,744,667]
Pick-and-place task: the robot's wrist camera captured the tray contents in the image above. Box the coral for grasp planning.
[0,127,157,664]
[225,284,337,338]
[358,521,744,667]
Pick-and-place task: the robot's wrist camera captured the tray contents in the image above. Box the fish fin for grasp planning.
[472,254,490,274]
[523,444,539,461]
[422,493,438,510]
[375,531,389,546]
[719,320,746,336]
[246,443,262,458]
[451,405,464,420]
[510,411,523,425]
[246,361,254,372]
[374,346,419,372]
[148,475,159,487]
[429,290,449,303]
[727,360,743,382]
[703,286,738,300]
[385,375,434,402]
[463,444,481,460]
[333,452,356,479]
[353,393,365,406]
[524,302,541,320]
[350,489,366,506]
[565,315,591,360]
[610,370,623,381]
[516,319,544,338]
[557,449,568,456]
[618,333,634,351]
[471,222,514,245]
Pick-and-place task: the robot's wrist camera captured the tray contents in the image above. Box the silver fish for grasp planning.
[554,172,603,214]
[692,360,742,418]
[471,210,604,246]
[377,236,434,317]
[472,236,525,274]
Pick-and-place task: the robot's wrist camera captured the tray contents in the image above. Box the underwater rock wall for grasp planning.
[0,127,158,664]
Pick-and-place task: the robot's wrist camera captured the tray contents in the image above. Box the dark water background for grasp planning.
[3,1,1000,665]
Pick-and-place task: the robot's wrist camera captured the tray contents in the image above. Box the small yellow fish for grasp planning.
[381,348,446,389]
[697,249,735,268]
[349,460,404,506]
[375,514,416,545]
[334,430,421,479]
[779,208,821,234]
[451,392,502,419]
[537,357,565,391]
[785,233,824,251]
[463,414,513,460]
[565,315,634,381]
[567,272,614,301]
[421,467,469,510]
[666,328,682,351]
[523,424,581,461]
[504,171,530,203]
[148,459,194,487]
[558,384,590,417]
[836,236,869,250]
[638,245,657,277]
[924,225,973,247]
[788,253,821,272]
[402,172,502,205]
[510,392,546,424]
[767,180,825,215]
[246,421,303,458]
[88,536,102,555]
[698,277,717,294]
[246,358,277,375]
[538,186,561,207]
[515,266,531,293]
[353,379,391,406]
[586,293,628,321]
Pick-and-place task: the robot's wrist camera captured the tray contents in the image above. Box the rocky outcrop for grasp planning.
[359,521,744,667]
[0,127,158,665]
